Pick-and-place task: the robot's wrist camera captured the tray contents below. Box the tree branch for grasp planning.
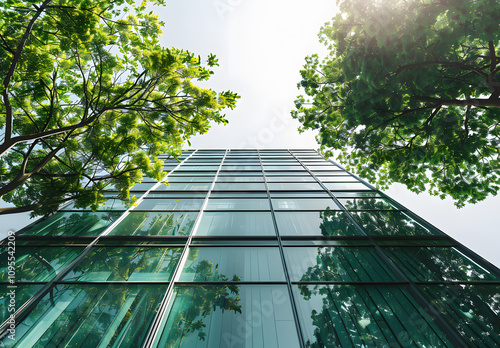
[391,60,489,79]
[417,96,500,108]
[0,196,76,215]
[2,0,53,143]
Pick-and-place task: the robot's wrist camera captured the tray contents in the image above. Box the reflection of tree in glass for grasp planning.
[421,284,500,346]
[295,247,393,283]
[65,247,183,281]
[297,284,449,347]
[110,212,195,236]
[340,198,395,211]
[0,284,43,324]
[386,247,499,282]
[19,211,121,237]
[4,284,165,347]
[319,210,361,237]
[160,263,241,345]
[295,248,379,345]
[297,284,379,346]
[350,210,433,236]
[0,247,82,282]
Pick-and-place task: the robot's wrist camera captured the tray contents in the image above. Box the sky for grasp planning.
[2,0,499,268]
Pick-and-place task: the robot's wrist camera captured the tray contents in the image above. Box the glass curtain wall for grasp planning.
[1,149,499,347]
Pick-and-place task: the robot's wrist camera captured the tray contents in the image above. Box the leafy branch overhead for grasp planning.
[0,0,239,216]
[293,0,500,207]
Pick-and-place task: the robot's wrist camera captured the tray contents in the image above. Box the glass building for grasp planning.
[1,149,499,347]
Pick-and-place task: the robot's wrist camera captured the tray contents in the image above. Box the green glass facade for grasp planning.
[1,149,499,347]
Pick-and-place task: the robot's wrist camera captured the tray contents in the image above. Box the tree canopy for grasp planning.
[0,0,239,216]
[293,0,500,207]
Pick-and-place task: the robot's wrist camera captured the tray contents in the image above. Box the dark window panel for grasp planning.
[0,284,44,325]
[350,211,442,237]
[418,284,500,346]
[284,246,397,282]
[338,198,400,211]
[275,211,362,237]
[384,247,500,282]
[293,285,453,347]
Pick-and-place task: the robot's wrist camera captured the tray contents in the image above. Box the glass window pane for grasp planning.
[383,247,500,282]
[196,212,275,236]
[180,247,285,281]
[266,176,315,182]
[108,211,197,236]
[218,172,263,177]
[0,246,84,282]
[156,285,300,347]
[4,284,166,348]
[210,192,268,198]
[213,182,267,191]
[0,284,44,325]
[128,182,156,191]
[317,175,359,182]
[177,165,220,170]
[264,165,304,171]
[271,191,331,198]
[62,247,183,281]
[307,165,340,171]
[324,182,372,191]
[17,212,121,237]
[268,182,323,191]
[154,182,211,191]
[338,198,400,210]
[169,172,216,177]
[350,211,442,236]
[293,285,453,347]
[216,176,264,182]
[136,198,204,211]
[205,198,269,210]
[167,176,214,182]
[418,284,500,346]
[284,247,397,282]
[61,199,129,211]
[272,198,341,210]
[332,191,382,198]
[275,211,362,236]
[220,165,262,171]
[265,171,314,176]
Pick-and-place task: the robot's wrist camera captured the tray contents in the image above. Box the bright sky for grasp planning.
[2,0,499,268]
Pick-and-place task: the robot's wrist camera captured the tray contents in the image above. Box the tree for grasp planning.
[293,0,500,207]
[0,0,239,216]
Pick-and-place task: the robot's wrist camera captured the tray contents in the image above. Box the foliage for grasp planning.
[0,0,239,216]
[293,0,500,207]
